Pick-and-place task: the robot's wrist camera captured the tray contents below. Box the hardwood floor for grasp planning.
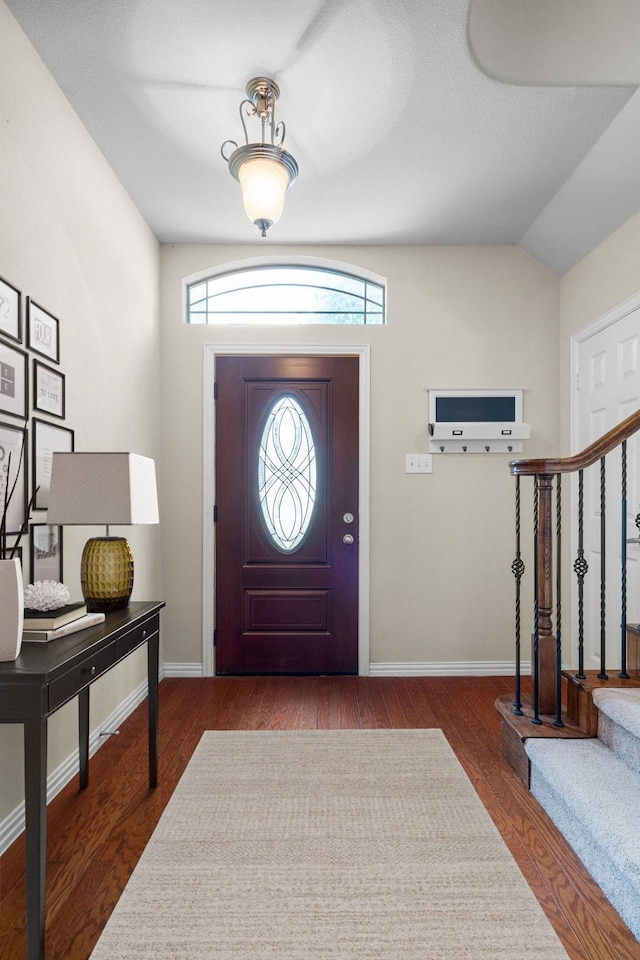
[1,676,639,960]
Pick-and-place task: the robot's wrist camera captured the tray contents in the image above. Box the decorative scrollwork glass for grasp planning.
[258,395,317,552]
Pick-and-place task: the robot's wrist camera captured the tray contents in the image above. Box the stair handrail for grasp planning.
[509,409,640,476]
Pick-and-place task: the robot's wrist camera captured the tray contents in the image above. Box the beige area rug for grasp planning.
[90,730,569,959]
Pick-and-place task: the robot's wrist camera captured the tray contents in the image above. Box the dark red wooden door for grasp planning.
[215,355,359,674]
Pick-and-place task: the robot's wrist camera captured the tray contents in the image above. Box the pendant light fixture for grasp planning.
[221,77,298,237]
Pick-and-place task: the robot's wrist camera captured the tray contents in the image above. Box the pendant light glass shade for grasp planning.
[238,157,291,231]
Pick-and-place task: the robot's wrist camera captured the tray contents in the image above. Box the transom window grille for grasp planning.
[258,395,317,552]
[186,264,385,325]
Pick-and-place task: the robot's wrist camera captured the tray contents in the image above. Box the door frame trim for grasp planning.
[570,288,640,668]
[202,344,371,677]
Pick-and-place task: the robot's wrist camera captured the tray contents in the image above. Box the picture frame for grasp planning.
[0,341,28,419]
[0,420,27,535]
[32,418,74,510]
[33,360,65,419]
[27,299,60,364]
[30,523,63,583]
[0,276,21,344]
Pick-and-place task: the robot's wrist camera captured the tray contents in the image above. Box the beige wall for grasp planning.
[0,3,162,823]
[160,243,559,669]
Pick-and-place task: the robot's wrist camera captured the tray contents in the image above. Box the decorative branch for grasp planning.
[8,486,39,560]
[0,449,10,561]
[1,424,30,561]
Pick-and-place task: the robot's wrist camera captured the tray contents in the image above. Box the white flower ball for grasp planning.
[24,580,71,612]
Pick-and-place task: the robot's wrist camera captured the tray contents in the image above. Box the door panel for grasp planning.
[215,355,358,675]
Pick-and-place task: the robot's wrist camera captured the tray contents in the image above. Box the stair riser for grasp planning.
[598,713,640,775]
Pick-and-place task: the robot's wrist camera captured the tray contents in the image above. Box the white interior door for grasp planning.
[577,306,640,671]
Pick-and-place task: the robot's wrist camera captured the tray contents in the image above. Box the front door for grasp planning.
[578,305,640,669]
[215,355,359,674]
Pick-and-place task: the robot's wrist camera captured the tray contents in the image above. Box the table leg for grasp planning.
[147,631,159,788]
[78,686,90,789]
[24,718,48,960]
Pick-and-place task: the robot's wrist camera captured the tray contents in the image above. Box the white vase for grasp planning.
[0,558,24,662]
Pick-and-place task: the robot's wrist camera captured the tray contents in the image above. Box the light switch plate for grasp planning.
[406,454,433,474]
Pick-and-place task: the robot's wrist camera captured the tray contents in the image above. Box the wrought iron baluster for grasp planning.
[532,476,542,725]
[599,457,608,679]
[554,474,563,727]
[620,441,630,678]
[574,469,587,679]
[512,476,525,715]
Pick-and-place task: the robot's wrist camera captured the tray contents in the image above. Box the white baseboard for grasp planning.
[162,662,204,677]
[369,660,533,677]
[0,679,148,857]
[161,661,530,678]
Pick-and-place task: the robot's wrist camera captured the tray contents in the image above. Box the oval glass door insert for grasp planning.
[258,395,317,552]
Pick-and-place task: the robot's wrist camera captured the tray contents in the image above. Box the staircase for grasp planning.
[498,411,640,942]
[525,688,640,940]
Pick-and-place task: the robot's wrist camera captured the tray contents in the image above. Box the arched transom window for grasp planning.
[185,261,385,325]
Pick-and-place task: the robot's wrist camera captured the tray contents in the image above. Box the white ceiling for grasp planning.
[5,0,639,275]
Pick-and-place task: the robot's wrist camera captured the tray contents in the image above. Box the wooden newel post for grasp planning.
[535,474,557,715]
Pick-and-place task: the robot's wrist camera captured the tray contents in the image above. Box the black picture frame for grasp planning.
[0,420,27,535]
[0,340,28,419]
[32,418,74,510]
[33,360,65,419]
[27,299,60,364]
[0,275,22,344]
[30,523,63,583]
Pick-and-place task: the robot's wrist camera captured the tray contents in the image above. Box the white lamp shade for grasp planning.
[47,452,159,525]
[238,157,290,226]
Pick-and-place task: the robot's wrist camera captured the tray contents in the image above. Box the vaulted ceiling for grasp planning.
[6,0,640,275]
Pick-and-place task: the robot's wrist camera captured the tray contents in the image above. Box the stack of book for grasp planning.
[22,603,106,642]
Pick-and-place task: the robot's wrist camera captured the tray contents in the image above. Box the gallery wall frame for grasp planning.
[32,417,74,510]
[27,299,60,364]
[0,420,27,535]
[33,360,65,419]
[0,276,22,344]
[30,522,63,583]
[0,341,28,419]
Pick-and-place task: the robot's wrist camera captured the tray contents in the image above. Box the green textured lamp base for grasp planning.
[81,537,134,612]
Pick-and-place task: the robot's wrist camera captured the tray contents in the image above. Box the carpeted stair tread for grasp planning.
[525,738,640,938]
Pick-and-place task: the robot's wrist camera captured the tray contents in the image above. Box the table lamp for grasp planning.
[47,452,159,612]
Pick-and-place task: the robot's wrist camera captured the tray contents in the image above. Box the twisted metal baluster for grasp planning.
[620,441,630,678]
[554,474,564,726]
[512,476,525,715]
[599,457,608,679]
[574,469,588,679]
[532,476,542,725]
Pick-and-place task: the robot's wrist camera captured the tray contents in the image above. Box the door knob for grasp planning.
[343,534,355,545]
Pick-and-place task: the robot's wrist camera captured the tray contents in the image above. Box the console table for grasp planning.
[0,600,165,960]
